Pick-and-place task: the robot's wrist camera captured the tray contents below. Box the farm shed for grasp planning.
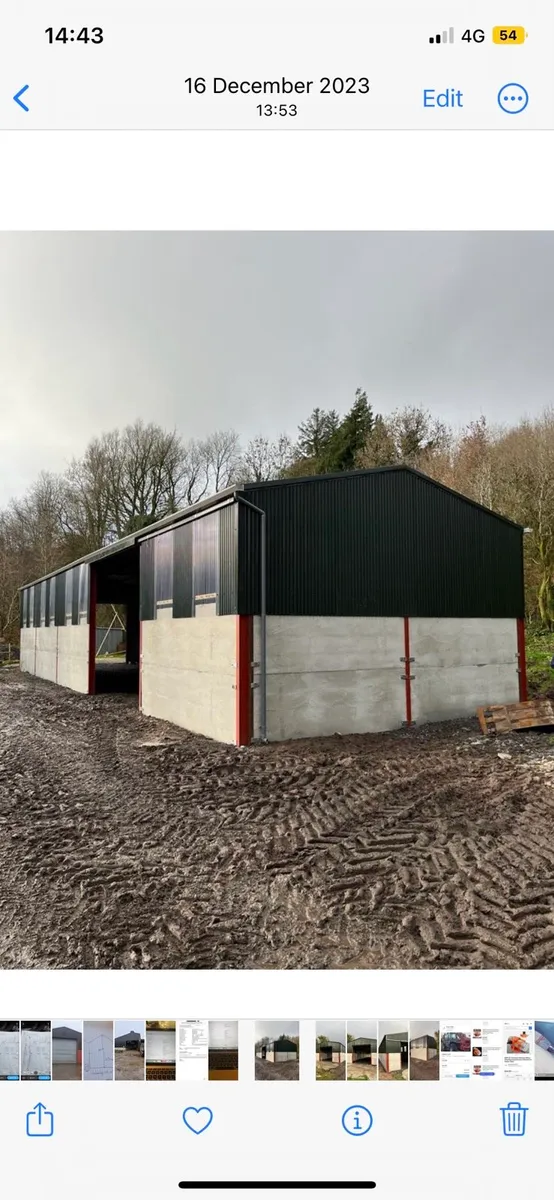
[52,1025,82,1066]
[19,466,526,744]
[347,1037,378,1065]
[379,1032,408,1074]
[115,1031,142,1051]
[410,1034,438,1061]
[257,1038,298,1063]
[317,1040,345,1064]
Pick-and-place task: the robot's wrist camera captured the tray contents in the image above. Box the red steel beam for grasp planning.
[235,615,253,746]
[138,619,143,712]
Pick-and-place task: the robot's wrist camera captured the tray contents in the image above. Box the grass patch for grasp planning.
[526,623,554,697]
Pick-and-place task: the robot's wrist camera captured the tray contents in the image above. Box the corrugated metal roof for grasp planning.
[19,466,523,592]
[245,465,524,531]
[19,485,239,589]
[238,467,525,619]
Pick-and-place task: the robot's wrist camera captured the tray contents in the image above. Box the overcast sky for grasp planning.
[115,1020,145,1039]
[347,1020,378,1040]
[410,1020,439,1041]
[255,1020,299,1041]
[1,231,553,508]
[379,1020,408,1038]
[316,1020,345,1043]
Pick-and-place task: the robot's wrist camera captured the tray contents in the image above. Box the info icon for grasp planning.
[342,1105,373,1136]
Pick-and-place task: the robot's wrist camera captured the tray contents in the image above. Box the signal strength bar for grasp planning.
[429,27,455,43]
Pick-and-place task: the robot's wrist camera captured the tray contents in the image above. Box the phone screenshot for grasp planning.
[0,0,553,1197]
[0,0,553,128]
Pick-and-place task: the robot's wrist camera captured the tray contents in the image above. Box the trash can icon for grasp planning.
[500,1101,528,1137]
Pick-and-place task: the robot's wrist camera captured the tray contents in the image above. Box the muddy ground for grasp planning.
[347,1061,377,1081]
[379,1067,408,1081]
[316,1061,346,1081]
[52,1063,81,1081]
[115,1049,145,1081]
[2,671,554,970]
[409,1057,440,1081]
[254,1058,299,1081]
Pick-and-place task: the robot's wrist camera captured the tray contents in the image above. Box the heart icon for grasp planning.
[182,1106,213,1135]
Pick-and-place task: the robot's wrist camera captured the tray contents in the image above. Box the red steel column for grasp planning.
[517,617,527,702]
[88,565,97,695]
[403,616,413,725]
[138,620,143,712]
[235,615,253,746]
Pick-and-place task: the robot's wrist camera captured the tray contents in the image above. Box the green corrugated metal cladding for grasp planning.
[237,467,524,619]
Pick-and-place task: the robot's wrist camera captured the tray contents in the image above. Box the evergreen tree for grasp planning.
[321,389,374,472]
[296,407,340,459]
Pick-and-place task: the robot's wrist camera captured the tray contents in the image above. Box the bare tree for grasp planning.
[202,429,242,492]
[238,433,295,483]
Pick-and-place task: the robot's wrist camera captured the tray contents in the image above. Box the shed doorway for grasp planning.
[89,546,140,696]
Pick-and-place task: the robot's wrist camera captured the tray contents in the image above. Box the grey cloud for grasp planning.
[1,232,553,506]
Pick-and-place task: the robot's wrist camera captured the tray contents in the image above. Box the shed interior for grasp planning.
[92,545,140,694]
[351,1041,376,1063]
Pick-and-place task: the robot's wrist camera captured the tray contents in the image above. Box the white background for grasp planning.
[2,966,554,1016]
[0,132,553,229]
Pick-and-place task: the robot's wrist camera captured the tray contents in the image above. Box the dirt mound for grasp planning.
[1,672,554,970]
[254,1059,299,1081]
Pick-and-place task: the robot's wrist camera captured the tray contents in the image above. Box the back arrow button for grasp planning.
[14,85,30,112]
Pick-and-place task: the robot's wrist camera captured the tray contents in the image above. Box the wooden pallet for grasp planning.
[477,698,554,736]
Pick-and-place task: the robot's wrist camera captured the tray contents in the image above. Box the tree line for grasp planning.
[2,391,553,642]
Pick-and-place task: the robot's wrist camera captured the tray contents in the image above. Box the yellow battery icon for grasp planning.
[492,26,527,43]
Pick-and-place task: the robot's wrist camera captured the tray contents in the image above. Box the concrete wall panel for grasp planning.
[19,627,36,674]
[411,664,519,724]
[410,617,519,723]
[265,667,405,741]
[35,626,58,683]
[141,615,235,743]
[409,617,518,668]
[56,625,89,694]
[252,616,405,741]
[260,616,405,673]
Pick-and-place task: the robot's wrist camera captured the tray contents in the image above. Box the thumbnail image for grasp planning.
[534,1021,554,1080]
[208,1021,239,1081]
[83,1020,114,1081]
[504,1021,534,1083]
[255,1022,299,1081]
[114,1021,145,1081]
[346,1021,378,1081]
[440,1022,473,1080]
[378,1021,409,1081]
[52,1021,82,1081]
[146,1020,176,1081]
[177,1020,208,1081]
[315,1021,346,1081]
[409,1021,440,1081]
[0,1021,20,1080]
[21,1021,51,1080]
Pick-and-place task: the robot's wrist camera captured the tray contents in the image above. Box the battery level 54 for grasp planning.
[492,26,527,43]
